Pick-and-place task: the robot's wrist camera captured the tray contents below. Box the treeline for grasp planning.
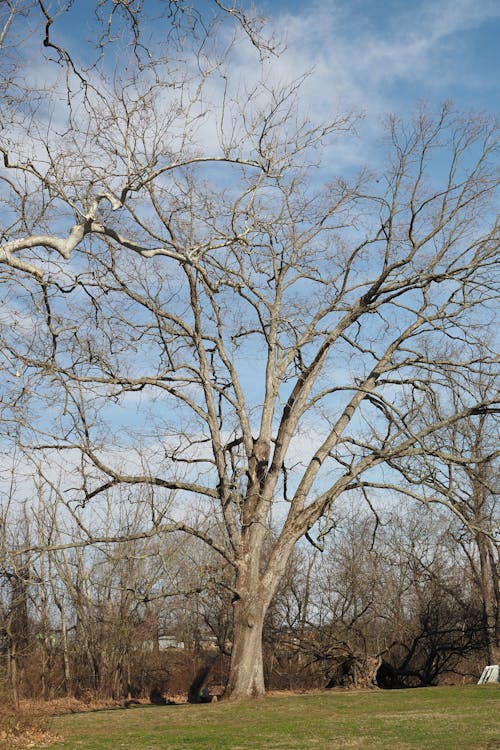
[1,495,498,702]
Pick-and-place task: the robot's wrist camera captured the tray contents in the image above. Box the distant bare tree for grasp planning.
[394,368,499,662]
[294,505,487,688]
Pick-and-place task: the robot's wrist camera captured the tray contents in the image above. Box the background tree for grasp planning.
[283,505,487,689]
[0,1,499,699]
[388,365,499,662]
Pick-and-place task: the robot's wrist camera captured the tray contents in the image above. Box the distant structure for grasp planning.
[478,665,500,684]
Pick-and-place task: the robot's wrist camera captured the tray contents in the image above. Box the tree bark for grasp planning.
[225,528,296,699]
[60,605,72,696]
[226,594,267,698]
[477,532,499,664]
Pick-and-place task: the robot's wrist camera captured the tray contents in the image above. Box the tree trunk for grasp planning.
[60,606,72,696]
[225,594,267,698]
[9,640,20,709]
[475,527,499,664]
[225,531,294,699]
[52,584,72,696]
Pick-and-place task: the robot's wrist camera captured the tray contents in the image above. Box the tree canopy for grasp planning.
[1,0,499,698]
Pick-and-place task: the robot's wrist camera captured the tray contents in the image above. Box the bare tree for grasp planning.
[394,367,499,662]
[291,504,488,689]
[1,1,499,698]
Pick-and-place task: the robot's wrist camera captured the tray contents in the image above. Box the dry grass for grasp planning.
[0,705,57,749]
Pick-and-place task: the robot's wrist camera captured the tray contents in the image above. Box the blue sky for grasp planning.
[1,0,499,507]
[54,0,500,120]
[42,0,500,173]
[246,0,499,120]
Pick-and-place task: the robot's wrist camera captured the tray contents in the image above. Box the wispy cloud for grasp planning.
[253,0,500,140]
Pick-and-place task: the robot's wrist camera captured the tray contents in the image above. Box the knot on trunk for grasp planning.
[248,438,270,484]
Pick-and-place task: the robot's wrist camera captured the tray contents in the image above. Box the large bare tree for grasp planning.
[1,1,499,698]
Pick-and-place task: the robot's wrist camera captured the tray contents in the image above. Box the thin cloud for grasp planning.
[257,0,500,127]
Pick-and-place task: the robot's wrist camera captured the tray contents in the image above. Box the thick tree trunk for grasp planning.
[224,529,295,699]
[476,530,499,664]
[225,594,267,698]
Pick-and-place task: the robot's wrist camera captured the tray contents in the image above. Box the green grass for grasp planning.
[44,685,499,750]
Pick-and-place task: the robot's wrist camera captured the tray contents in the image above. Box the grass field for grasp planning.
[41,685,500,750]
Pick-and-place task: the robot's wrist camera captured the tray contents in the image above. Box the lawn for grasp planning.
[43,685,499,750]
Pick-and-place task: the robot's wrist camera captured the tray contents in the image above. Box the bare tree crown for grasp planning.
[1,0,498,700]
